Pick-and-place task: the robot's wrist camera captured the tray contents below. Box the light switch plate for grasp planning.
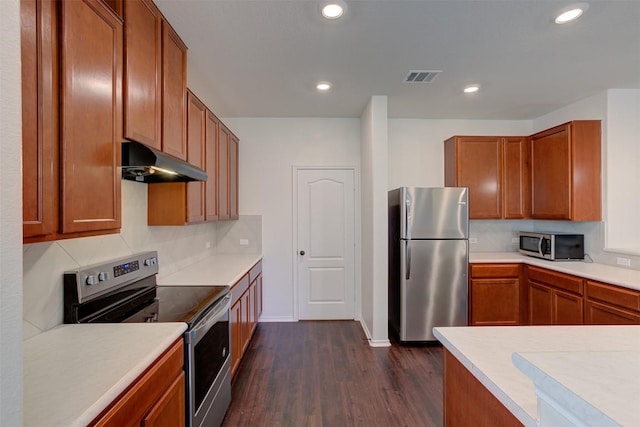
[240,239,249,246]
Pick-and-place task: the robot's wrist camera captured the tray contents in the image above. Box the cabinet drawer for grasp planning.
[249,260,262,283]
[230,273,250,307]
[527,266,583,295]
[586,281,640,312]
[470,263,519,278]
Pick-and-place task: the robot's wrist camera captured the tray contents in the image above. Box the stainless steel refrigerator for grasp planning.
[388,187,469,342]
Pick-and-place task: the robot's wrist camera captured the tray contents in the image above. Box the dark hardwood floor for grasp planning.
[222,321,444,427]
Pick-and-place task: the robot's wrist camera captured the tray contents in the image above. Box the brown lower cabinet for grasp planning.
[91,339,185,427]
[471,263,640,327]
[443,349,522,427]
[230,260,263,378]
[469,263,524,326]
[584,280,640,325]
[527,266,584,325]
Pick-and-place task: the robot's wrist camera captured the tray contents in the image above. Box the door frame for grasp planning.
[292,165,361,321]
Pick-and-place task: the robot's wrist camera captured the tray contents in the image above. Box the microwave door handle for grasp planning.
[538,237,543,257]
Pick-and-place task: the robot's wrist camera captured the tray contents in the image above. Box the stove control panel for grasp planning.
[65,251,159,302]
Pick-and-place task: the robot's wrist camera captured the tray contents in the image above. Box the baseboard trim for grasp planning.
[258,316,297,322]
[359,319,391,347]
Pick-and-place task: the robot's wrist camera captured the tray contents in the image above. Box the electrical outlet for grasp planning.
[617,257,631,267]
[469,238,478,244]
[240,239,249,246]
[205,241,211,249]
[512,237,519,244]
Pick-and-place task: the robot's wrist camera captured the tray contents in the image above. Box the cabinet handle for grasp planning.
[300,250,305,256]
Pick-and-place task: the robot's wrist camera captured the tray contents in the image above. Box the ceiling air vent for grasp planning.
[404,70,442,83]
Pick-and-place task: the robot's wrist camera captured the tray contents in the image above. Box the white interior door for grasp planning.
[296,168,355,319]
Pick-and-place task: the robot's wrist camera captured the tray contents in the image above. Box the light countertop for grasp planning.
[470,252,640,291]
[24,323,187,427]
[513,350,640,427]
[433,325,640,427]
[157,253,262,287]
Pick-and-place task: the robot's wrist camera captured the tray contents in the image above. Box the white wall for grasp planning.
[388,119,532,189]
[360,97,389,345]
[0,0,23,424]
[224,118,361,321]
[604,89,640,253]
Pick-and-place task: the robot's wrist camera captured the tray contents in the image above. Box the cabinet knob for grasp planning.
[299,250,305,256]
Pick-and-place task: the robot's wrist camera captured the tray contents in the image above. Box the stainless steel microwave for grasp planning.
[519,232,584,261]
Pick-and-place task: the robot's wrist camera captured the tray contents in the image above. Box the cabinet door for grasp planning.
[448,137,502,219]
[241,289,252,353]
[256,274,263,320]
[553,290,583,325]
[230,300,242,378]
[205,111,219,221]
[59,0,122,234]
[186,91,205,223]
[161,21,187,160]
[229,134,239,220]
[218,125,230,220]
[530,126,571,219]
[585,301,640,325]
[123,0,162,149]
[502,137,529,219]
[21,0,57,240]
[141,371,185,427]
[529,283,553,325]
[470,278,519,326]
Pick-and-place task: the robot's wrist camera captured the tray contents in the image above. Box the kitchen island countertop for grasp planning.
[470,251,640,291]
[24,322,187,427]
[434,325,640,427]
[157,253,262,287]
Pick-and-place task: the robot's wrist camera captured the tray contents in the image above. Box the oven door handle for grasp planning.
[189,294,232,345]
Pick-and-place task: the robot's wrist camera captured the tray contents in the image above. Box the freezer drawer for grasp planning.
[399,239,468,341]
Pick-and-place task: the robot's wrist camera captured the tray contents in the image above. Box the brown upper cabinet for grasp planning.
[444,136,529,219]
[22,0,123,242]
[217,124,230,221]
[530,120,601,221]
[148,90,239,225]
[123,0,162,149]
[59,0,123,234]
[21,0,57,241]
[205,111,219,221]
[123,0,187,159]
[161,21,188,160]
[148,90,206,225]
[229,134,240,220]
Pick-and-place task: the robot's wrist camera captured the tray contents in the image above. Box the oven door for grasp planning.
[185,294,232,427]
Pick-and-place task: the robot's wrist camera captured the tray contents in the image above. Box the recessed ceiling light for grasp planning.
[555,3,589,24]
[316,82,332,91]
[463,85,480,94]
[321,1,346,20]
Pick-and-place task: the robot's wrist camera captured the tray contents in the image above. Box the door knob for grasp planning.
[299,250,305,256]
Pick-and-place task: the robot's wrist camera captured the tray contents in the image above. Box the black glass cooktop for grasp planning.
[156,285,229,326]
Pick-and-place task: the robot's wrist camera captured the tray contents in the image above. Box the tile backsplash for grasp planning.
[23,180,262,340]
[470,219,640,271]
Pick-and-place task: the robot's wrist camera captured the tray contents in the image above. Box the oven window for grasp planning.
[194,315,229,410]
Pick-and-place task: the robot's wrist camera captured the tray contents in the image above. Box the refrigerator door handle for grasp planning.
[405,240,411,280]
[405,198,411,241]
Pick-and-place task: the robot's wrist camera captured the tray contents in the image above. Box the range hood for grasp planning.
[121,141,207,183]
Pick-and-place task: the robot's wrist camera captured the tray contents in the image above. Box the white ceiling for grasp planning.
[154,0,640,120]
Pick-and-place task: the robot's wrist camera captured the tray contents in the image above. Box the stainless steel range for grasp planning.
[63,251,231,427]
